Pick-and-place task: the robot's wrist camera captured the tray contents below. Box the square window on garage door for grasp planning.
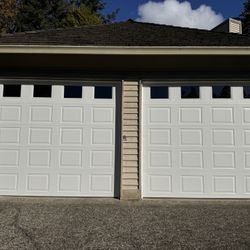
[64,86,82,98]
[213,86,231,99]
[34,85,52,98]
[181,86,200,98]
[150,86,169,99]
[3,85,21,97]
[244,86,250,98]
[95,86,112,99]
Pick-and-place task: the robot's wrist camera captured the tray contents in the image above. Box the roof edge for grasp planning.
[0,45,250,55]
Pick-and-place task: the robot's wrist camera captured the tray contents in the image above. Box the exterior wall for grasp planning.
[120,81,140,199]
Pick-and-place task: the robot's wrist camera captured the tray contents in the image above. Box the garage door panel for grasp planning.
[149,108,171,124]
[180,129,203,146]
[26,174,50,192]
[91,128,114,145]
[28,150,51,168]
[212,129,235,146]
[180,107,202,124]
[212,151,235,169]
[149,175,172,193]
[244,130,250,145]
[144,174,250,197]
[148,151,172,168]
[180,151,203,169]
[149,129,171,145]
[59,150,83,168]
[29,128,52,144]
[89,175,113,192]
[147,167,247,174]
[1,106,22,121]
[0,149,19,166]
[5,166,115,196]
[245,152,250,168]
[92,107,114,124]
[58,174,81,193]
[212,107,234,124]
[245,177,250,193]
[60,128,83,145]
[61,107,84,123]
[143,84,250,198]
[30,106,53,122]
[181,176,204,193]
[91,151,113,168]
[0,127,20,144]
[243,108,250,123]
[0,83,117,197]
[213,176,236,194]
[0,174,18,192]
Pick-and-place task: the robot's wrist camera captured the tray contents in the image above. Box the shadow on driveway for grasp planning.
[0,198,250,249]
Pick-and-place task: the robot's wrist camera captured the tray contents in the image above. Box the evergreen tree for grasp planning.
[15,0,68,31]
[240,0,250,34]
[69,0,105,13]
[63,3,102,27]
[0,0,19,33]
[69,0,119,23]
[0,0,117,33]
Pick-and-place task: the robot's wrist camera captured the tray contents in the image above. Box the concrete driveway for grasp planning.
[0,198,250,250]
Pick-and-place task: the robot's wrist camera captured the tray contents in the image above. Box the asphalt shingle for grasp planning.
[0,20,250,46]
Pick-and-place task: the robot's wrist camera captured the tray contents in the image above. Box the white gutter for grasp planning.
[0,45,250,55]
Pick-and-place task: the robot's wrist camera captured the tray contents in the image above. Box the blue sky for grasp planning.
[104,0,245,22]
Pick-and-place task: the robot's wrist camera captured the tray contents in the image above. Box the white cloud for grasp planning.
[137,0,224,30]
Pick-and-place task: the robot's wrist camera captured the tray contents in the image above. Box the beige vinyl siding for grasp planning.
[121,81,140,198]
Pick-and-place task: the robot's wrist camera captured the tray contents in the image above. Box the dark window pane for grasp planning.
[213,86,231,98]
[151,86,168,99]
[34,85,52,98]
[244,86,250,98]
[64,86,82,98]
[3,85,21,97]
[95,86,112,99]
[181,86,199,98]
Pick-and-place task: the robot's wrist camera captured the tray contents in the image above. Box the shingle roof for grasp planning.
[0,20,250,46]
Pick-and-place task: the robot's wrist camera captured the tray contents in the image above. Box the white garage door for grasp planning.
[0,83,117,197]
[143,84,250,198]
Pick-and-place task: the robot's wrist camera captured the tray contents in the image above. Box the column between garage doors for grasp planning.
[121,81,140,200]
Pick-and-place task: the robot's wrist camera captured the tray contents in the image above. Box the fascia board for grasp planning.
[0,45,249,55]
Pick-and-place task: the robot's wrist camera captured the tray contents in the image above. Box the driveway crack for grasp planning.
[12,207,40,250]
